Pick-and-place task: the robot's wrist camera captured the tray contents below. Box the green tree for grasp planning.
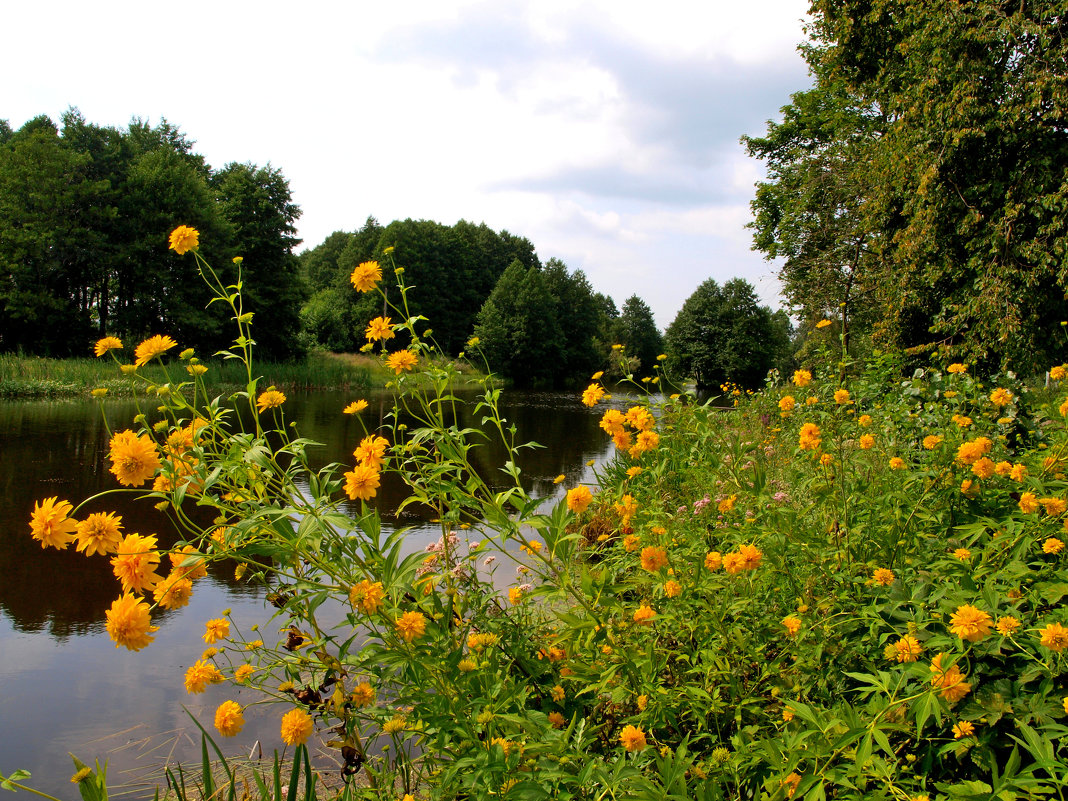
[473,260,563,387]
[212,162,305,360]
[542,258,607,386]
[665,278,791,390]
[613,295,664,378]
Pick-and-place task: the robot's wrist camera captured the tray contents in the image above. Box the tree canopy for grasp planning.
[747,0,1068,372]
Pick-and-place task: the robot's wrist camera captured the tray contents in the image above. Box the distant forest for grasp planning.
[0,110,791,388]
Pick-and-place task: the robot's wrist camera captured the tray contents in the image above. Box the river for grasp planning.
[0,388,616,798]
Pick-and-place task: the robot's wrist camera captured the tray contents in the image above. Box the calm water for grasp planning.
[0,389,614,797]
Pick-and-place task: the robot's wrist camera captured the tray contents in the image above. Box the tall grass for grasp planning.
[0,352,373,399]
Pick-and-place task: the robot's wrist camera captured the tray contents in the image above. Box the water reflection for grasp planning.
[0,388,615,797]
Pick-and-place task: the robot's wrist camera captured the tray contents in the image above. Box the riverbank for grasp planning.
[0,351,489,398]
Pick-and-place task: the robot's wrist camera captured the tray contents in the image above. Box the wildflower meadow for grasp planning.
[16,228,1068,800]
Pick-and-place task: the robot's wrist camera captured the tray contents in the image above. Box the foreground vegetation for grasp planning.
[21,231,1068,800]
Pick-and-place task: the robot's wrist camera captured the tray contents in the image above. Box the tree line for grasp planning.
[0,110,304,359]
[2,109,791,389]
[744,0,1068,374]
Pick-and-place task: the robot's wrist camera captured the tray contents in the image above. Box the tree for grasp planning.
[750,1,1068,372]
[212,162,305,360]
[473,260,563,388]
[666,278,791,390]
[542,258,607,385]
[613,296,664,378]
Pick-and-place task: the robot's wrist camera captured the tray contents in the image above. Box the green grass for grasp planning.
[0,351,374,399]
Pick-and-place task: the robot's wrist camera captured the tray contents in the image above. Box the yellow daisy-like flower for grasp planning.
[923,435,943,450]
[168,225,199,255]
[884,635,923,663]
[109,430,162,487]
[872,568,895,586]
[134,335,178,367]
[351,682,375,707]
[566,486,593,513]
[632,605,656,624]
[949,604,993,642]
[344,399,369,415]
[281,708,314,746]
[386,349,418,374]
[619,724,647,751]
[214,700,245,737]
[1040,622,1068,652]
[816,319,832,329]
[833,388,851,404]
[105,593,158,651]
[354,435,390,470]
[704,551,722,570]
[930,653,971,703]
[204,618,231,644]
[1051,365,1066,380]
[1019,492,1040,514]
[343,464,381,501]
[29,496,78,550]
[1044,538,1066,554]
[256,389,287,413]
[859,434,874,450]
[365,315,395,342]
[349,260,382,292]
[792,369,812,387]
[640,546,667,572]
[946,363,967,374]
[75,511,124,556]
[782,616,802,637]
[889,457,906,470]
[664,580,682,598]
[93,336,123,357]
[798,423,821,451]
[581,383,606,407]
[184,660,224,693]
[858,414,872,427]
[152,573,194,610]
[234,664,256,684]
[110,533,162,594]
[953,548,971,561]
[995,616,1020,636]
[989,388,1013,407]
[778,395,796,413]
[349,579,386,614]
[396,610,427,642]
[952,721,975,739]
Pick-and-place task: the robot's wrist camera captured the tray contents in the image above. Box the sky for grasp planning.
[4,0,812,328]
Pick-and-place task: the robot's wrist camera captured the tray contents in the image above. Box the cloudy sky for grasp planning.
[5,0,812,328]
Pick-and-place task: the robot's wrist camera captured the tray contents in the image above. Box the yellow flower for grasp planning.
[615,494,638,525]
[344,399,369,415]
[204,618,231,644]
[396,610,427,642]
[834,388,851,404]
[1051,365,1067,380]
[344,464,381,501]
[566,486,593,514]
[632,605,656,624]
[859,434,874,450]
[351,682,375,707]
[619,724,647,751]
[718,494,737,513]
[989,388,1013,407]
[889,457,906,470]
[350,260,382,292]
[949,604,993,642]
[782,708,795,722]
[1010,463,1028,481]
[792,369,812,387]
[382,717,406,734]
[508,586,524,605]
[110,533,162,593]
[256,389,287,413]
[884,635,923,663]
[168,225,199,255]
[152,573,193,610]
[551,684,565,702]
[187,364,208,376]
[820,453,834,466]
[548,711,566,728]
[184,660,224,693]
[923,435,943,450]
[798,423,821,451]
[1040,622,1068,652]
[365,316,395,342]
[971,457,994,479]
[581,383,606,407]
[640,546,668,572]
[1019,492,1040,514]
[781,773,801,798]
[946,363,967,374]
[386,350,418,374]
[234,664,255,684]
[93,336,123,357]
[105,593,158,651]
[952,414,973,428]
[1040,497,1067,516]
[349,580,385,614]
[782,616,802,637]
[625,467,642,478]
[354,435,390,469]
[29,496,78,550]
[952,721,975,739]
[778,395,796,413]
[134,335,178,367]
[953,548,971,561]
[1044,538,1066,554]
[214,700,245,737]
[872,568,894,586]
[858,414,872,427]
[930,653,971,703]
[109,430,162,487]
[995,616,1020,636]
[704,551,722,570]
[281,708,314,746]
[816,319,832,329]
[664,580,682,598]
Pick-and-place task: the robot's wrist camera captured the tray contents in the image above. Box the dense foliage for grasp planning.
[0,111,305,359]
[746,0,1068,372]
[665,277,792,390]
[30,230,1068,800]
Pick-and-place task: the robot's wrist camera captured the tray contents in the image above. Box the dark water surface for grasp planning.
[0,389,614,797]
